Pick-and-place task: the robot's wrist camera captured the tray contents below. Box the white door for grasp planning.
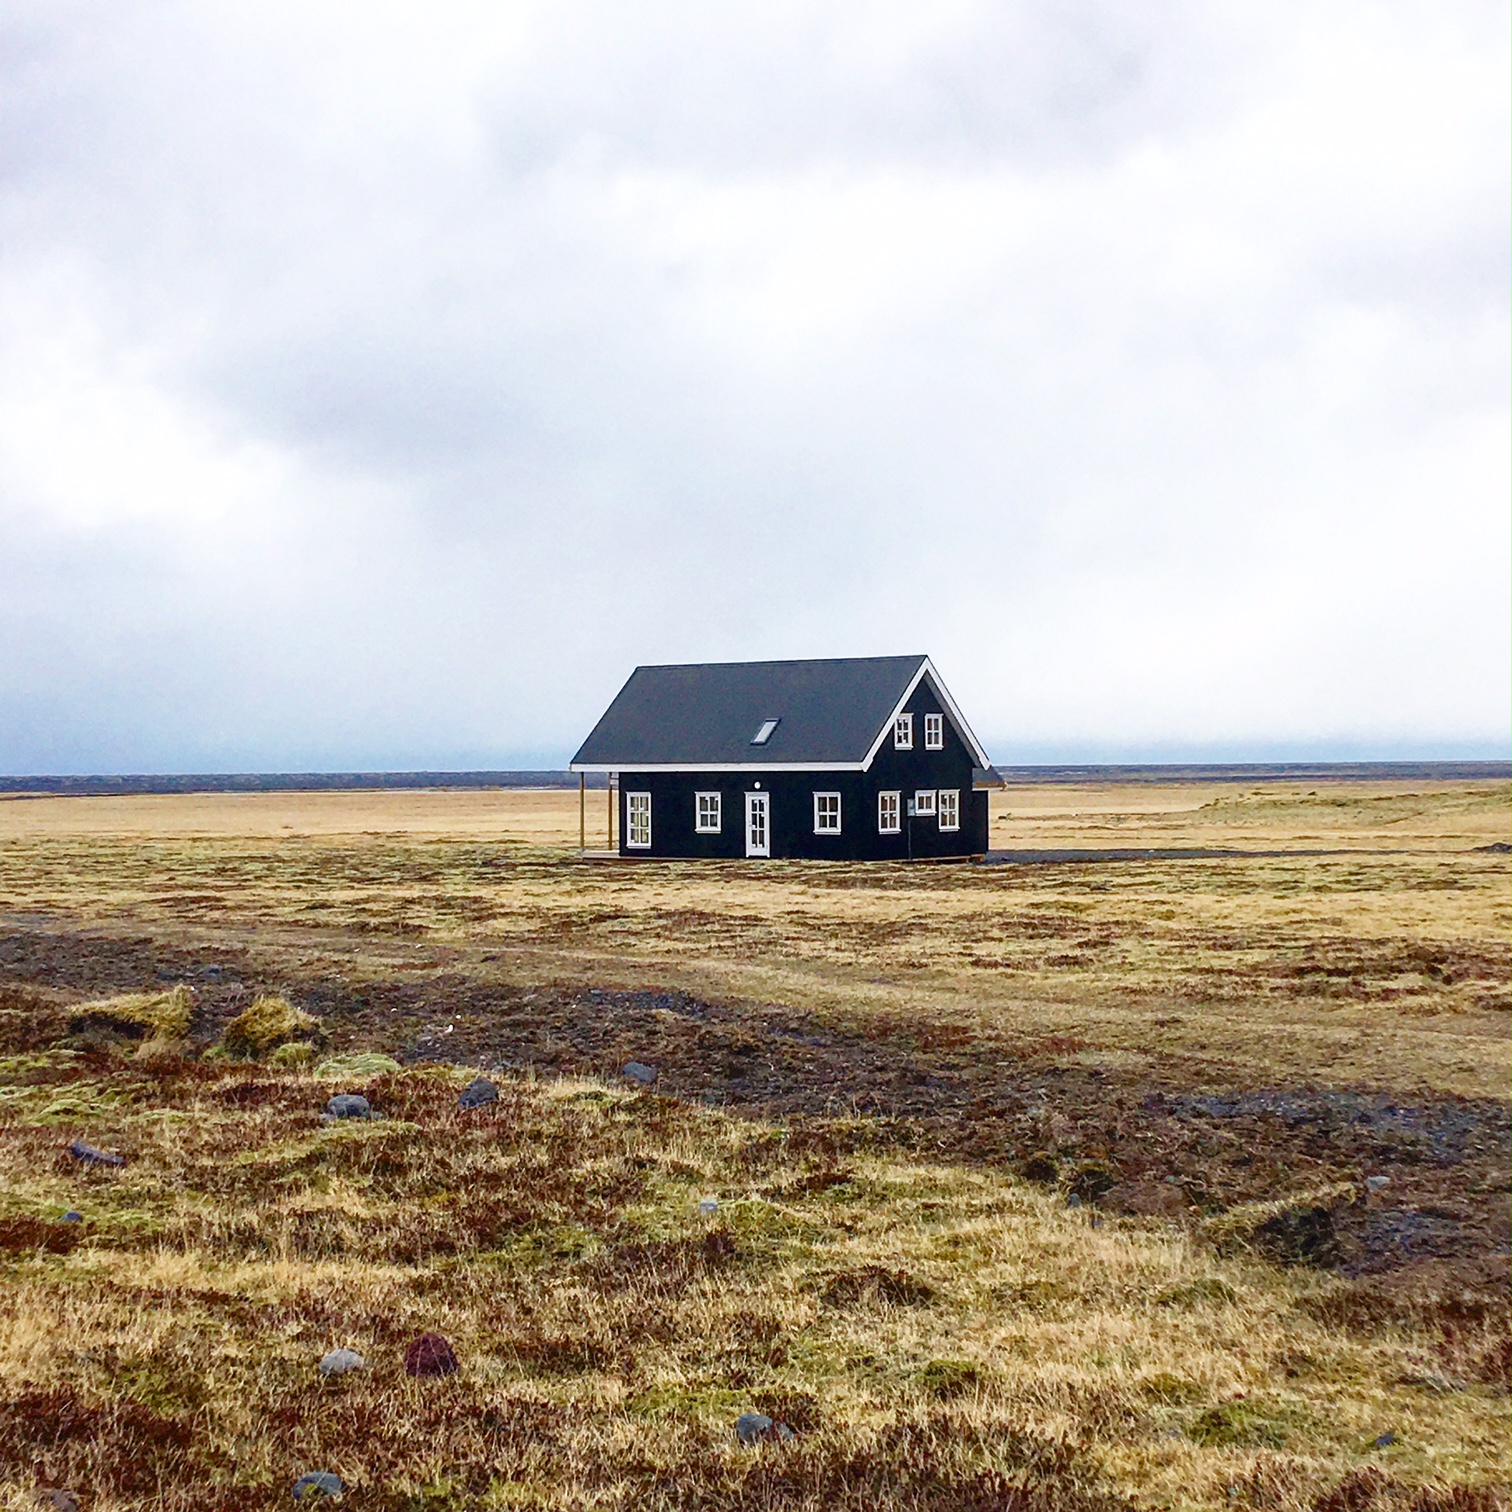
[744,792,770,857]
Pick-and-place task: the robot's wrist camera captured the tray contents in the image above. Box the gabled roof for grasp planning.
[570,655,991,772]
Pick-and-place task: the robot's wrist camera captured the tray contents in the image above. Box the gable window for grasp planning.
[878,790,901,834]
[626,792,652,848]
[924,713,944,750]
[813,792,841,834]
[894,713,914,750]
[914,790,936,816]
[751,719,780,745]
[938,789,960,831]
[695,792,722,834]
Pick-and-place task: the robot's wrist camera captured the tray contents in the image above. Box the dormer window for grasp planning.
[751,718,780,745]
[894,713,913,750]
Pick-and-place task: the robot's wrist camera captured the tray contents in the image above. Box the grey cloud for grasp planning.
[0,1,1506,771]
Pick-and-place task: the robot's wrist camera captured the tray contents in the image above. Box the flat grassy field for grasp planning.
[0,781,1506,1510]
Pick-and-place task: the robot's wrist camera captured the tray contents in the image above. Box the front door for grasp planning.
[744,791,770,858]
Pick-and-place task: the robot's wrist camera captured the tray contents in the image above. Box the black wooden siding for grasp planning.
[614,674,988,860]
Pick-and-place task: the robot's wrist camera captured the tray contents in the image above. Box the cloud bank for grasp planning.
[1,2,1506,769]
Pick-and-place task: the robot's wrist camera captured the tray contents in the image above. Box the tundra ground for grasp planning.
[0,781,1506,1510]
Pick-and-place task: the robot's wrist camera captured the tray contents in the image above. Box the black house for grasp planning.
[570,655,1001,860]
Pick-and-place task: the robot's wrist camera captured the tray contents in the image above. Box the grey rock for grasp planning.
[697,1197,720,1217]
[292,1470,343,1500]
[458,1077,498,1109]
[35,1491,79,1512]
[60,1211,83,1223]
[622,1061,658,1086]
[67,1141,124,1167]
[735,1412,794,1446]
[736,1412,773,1445]
[1373,1431,1397,1449]
[323,1094,371,1120]
[1066,1193,1082,1209]
[319,1348,365,1375]
[1364,1175,1390,1192]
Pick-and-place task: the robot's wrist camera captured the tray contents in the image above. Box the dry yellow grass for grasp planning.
[0,782,1504,1096]
[0,781,1506,1509]
[0,1057,1503,1511]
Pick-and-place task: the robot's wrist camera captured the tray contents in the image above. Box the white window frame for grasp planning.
[924,713,944,750]
[878,790,901,834]
[893,713,913,750]
[914,789,936,816]
[937,788,960,832]
[813,792,842,835]
[626,791,652,849]
[695,791,722,834]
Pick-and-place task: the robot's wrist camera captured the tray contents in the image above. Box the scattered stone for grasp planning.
[735,1411,795,1445]
[291,1470,343,1500]
[1373,1431,1398,1449]
[319,1348,365,1376]
[34,1490,79,1512]
[1364,1175,1390,1192]
[622,1061,658,1086]
[323,1094,371,1121]
[404,1333,459,1378]
[1066,1193,1082,1209]
[458,1077,498,1110]
[697,1197,720,1217]
[67,1141,124,1168]
[60,1211,83,1223]
[735,1412,770,1445]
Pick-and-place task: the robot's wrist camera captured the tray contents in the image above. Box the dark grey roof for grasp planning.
[571,656,929,768]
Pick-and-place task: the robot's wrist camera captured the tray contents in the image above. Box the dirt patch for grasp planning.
[2,925,1508,1296]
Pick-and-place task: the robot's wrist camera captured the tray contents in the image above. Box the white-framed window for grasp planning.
[695,791,722,834]
[914,789,936,816]
[938,788,960,831]
[878,790,901,834]
[626,792,652,848]
[813,792,841,834]
[894,713,913,749]
[924,713,944,750]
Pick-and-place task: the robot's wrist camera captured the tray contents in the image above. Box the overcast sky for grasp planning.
[1,2,1507,772]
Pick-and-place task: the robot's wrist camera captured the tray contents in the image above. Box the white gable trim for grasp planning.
[859,658,992,772]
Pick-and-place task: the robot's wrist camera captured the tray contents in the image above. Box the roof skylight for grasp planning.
[750,718,780,745]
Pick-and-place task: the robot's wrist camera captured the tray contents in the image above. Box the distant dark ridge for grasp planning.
[0,771,607,797]
[0,761,1504,798]
[991,761,1509,784]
